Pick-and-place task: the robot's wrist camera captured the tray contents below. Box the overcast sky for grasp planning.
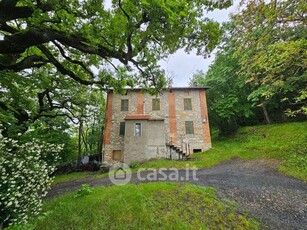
[104,0,240,87]
[159,2,239,86]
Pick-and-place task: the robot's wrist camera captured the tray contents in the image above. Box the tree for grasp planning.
[195,0,307,135]
[231,0,307,121]
[190,48,257,134]
[0,0,232,137]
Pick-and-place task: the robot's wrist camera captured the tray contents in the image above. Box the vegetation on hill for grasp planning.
[138,122,307,181]
[7,183,260,230]
[190,0,306,134]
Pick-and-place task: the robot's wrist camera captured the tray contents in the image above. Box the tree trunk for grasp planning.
[261,104,271,124]
[82,127,88,155]
[97,122,104,162]
[77,118,83,167]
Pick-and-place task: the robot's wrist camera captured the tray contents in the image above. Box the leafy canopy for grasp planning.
[0,0,232,136]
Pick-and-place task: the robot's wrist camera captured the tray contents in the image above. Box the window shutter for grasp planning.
[185,121,194,134]
[152,98,160,110]
[184,98,192,110]
[121,99,129,111]
[119,122,125,136]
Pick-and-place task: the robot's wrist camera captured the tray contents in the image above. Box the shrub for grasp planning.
[130,162,141,169]
[0,136,62,227]
[74,184,93,198]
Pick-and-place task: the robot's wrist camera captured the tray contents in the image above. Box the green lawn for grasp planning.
[11,183,260,230]
[53,121,307,184]
[52,171,109,184]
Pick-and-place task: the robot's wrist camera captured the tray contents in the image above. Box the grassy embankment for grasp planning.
[54,121,307,183]
[142,122,307,180]
[10,183,260,230]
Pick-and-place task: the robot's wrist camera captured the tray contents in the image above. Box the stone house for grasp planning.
[102,87,211,164]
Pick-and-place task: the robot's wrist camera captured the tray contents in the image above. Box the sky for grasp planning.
[104,0,240,87]
[159,2,240,86]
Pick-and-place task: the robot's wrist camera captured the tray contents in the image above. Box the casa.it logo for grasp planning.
[109,163,132,185]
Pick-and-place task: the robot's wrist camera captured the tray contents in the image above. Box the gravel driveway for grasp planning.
[48,158,307,230]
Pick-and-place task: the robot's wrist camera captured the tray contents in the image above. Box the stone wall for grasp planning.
[123,119,166,164]
[103,88,211,164]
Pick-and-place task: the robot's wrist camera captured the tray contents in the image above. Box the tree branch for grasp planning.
[118,0,130,20]
[53,41,94,78]
[38,44,105,86]
[0,55,48,71]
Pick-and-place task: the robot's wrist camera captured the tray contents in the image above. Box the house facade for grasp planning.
[102,87,211,164]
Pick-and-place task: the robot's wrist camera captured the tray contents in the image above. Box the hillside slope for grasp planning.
[207,122,307,180]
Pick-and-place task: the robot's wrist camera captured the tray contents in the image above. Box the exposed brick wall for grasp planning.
[103,92,113,160]
[136,91,144,114]
[168,91,177,144]
[199,91,211,144]
[103,92,113,145]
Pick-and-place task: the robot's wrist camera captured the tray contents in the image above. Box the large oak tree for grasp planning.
[0,0,231,136]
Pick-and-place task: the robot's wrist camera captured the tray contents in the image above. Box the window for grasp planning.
[152,98,160,111]
[135,123,142,136]
[185,121,194,134]
[119,122,125,136]
[184,98,192,110]
[121,99,129,111]
[112,150,123,161]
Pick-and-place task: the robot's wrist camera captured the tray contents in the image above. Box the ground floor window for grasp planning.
[112,150,123,161]
[135,123,142,136]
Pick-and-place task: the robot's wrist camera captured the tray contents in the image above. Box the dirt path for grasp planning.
[48,158,307,230]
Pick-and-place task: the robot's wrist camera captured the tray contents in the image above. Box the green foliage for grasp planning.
[192,0,307,133]
[0,136,62,227]
[138,122,307,181]
[190,48,257,133]
[130,162,141,169]
[17,183,259,229]
[232,0,307,118]
[1,0,232,141]
[52,172,96,185]
[74,184,93,198]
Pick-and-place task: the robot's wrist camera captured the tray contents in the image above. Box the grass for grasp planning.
[138,121,307,181]
[52,172,93,184]
[53,121,307,184]
[52,171,109,184]
[10,183,260,230]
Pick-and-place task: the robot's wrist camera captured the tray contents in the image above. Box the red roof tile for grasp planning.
[125,114,151,120]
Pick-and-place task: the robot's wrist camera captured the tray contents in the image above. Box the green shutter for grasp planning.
[152,98,160,110]
[119,122,125,136]
[184,98,192,110]
[185,121,194,134]
[121,99,129,111]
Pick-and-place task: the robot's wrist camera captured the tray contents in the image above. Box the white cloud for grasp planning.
[160,1,240,86]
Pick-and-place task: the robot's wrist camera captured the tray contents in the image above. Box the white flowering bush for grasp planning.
[0,136,62,227]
